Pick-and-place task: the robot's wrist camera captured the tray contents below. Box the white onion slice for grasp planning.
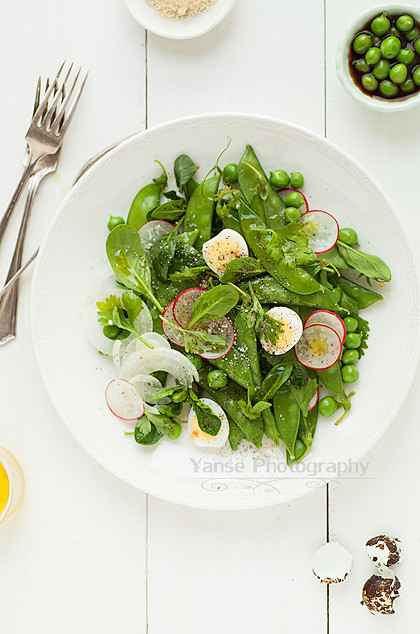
[130,373,164,403]
[120,348,198,388]
[105,379,145,421]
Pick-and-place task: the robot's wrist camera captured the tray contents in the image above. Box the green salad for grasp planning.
[92,144,391,463]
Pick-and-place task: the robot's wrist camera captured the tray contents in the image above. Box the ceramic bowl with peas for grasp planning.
[337,4,420,111]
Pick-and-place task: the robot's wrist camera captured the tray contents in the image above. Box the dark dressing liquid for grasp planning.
[349,13,420,101]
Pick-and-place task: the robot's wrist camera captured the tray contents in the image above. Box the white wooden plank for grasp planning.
[0,2,147,632]
[326,0,420,629]
[146,2,327,632]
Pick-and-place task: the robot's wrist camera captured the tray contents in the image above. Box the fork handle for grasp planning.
[0,162,35,249]
[0,173,41,345]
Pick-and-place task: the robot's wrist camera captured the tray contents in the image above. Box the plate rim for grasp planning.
[31,112,420,510]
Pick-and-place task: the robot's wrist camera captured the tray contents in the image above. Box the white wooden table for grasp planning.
[0,1,419,631]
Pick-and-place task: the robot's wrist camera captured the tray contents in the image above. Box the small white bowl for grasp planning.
[125,0,236,39]
[336,3,420,112]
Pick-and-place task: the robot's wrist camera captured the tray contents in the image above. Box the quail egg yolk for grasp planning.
[273,321,294,352]
[205,239,243,274]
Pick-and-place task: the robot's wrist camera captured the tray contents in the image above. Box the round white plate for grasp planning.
[125,0,236,40]
[31,113,419,510]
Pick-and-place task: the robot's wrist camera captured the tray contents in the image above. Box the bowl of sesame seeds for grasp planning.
[125,0,236,39]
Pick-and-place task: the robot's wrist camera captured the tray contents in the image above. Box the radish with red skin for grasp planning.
[173,287,205,327]
[161,301,185,347]
[304,310,346,344]
[300,210,339,254]
[308,379,319,412]
[295,324,342,370]
[276,187,309,212]
[138,220,175,252]
[105,378,145,421]
[199,316,235,360]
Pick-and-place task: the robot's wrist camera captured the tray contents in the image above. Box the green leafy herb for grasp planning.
[97,291,153,348]
[238,391,271,420]
[219,257,265,284]
[183,329,226,355]
[188,389,221,436]
[188,285,239,328]
[289,370,318,418]
[258,362,293,401]
[276,222,316,268]
[150,218,183,282]
[164,190,184,201]
[134,418,163,445]
[144,411,181,440]
[337,241,391,283]
[150,199,186,221]
[151,386,187,402]
[168,266,210,283]
[157,401,183,417]
[174,154,197,190]
[106,224,164,312]
[355,314,369,358]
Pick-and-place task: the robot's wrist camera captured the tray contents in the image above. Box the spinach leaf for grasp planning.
[337,241,391,283]
[188,285,239,328]
[289,370,318,418]
[106,225,164,312]
[157,401,183,417]
[150,200,186,221]
[164,190,183,201]
[188,390,221,436]
[151,386,187,402]
[219,257,265,284]
[134,418,163,445]
[238,391,272,420]
[258,362,293,401]
[174,154,197,190]
[168,266,210,283]
[150,219,183,282]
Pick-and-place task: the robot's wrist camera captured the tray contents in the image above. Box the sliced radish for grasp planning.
[138,220,174,253]
[304,310,346,345]
[295,324,342,370]
[308,379,319,412]
[300,210,339,254]
[161,301,185,347]
[277,187,309,212]
[199,316,235,360]
[105,378,145,421]
[173,287,205,327]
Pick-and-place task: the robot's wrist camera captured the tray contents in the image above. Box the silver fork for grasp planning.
[0,63,87,344]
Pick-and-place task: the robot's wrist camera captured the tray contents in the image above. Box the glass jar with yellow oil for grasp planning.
[0,446,25,526]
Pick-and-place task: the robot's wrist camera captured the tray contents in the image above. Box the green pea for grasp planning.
[166,422,182,440]
[185,353,203,371]
[380,35,402,59]
[362,74,379,92]
[413,67,420,85]
[373,59,391,79]
[379,80,399,97]
[389,63,408,84]
[290,172,304,189]
[343,316,358,333]
[344,332,362,349]
[397,48,415,64]
[341,364,360,383]
[222,163,238,185]
[371,12,391,36]
[319,396,338,417]
[353,33,373,54]
[415,38,420,55]
[354,59,371,73]
[396,14,414,32]
[269,169,290,189]
[207,370,228,389]
[365,47,381,65]
[103,324,122,340]
[331,288,342,303]
[401,77,415,93]
[406,27,420,41]
[285,191,305,209]
[342,349,359,365]
[338,227,358,246]
[284,207,301,223]
[107,215,125,231]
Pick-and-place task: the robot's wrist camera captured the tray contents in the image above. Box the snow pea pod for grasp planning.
[262,408,279,446]
[273,386,300,459]
[316,363,351,412]
[234,310,261,390]
[246,277,341,312]
[127,165,168,230]
[209,347,254,391]
[237,145,285,229]
[257,362,293,401]
[338,288,359,315]
[239,202,323,295]
[184,173,221,249]
[198,366,264,447]
[229,420,245,451]
[338,277,383,310]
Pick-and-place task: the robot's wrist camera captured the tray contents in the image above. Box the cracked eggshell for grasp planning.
[366,535,402,568]
[361,574,401,615]
[311,541,352,584]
